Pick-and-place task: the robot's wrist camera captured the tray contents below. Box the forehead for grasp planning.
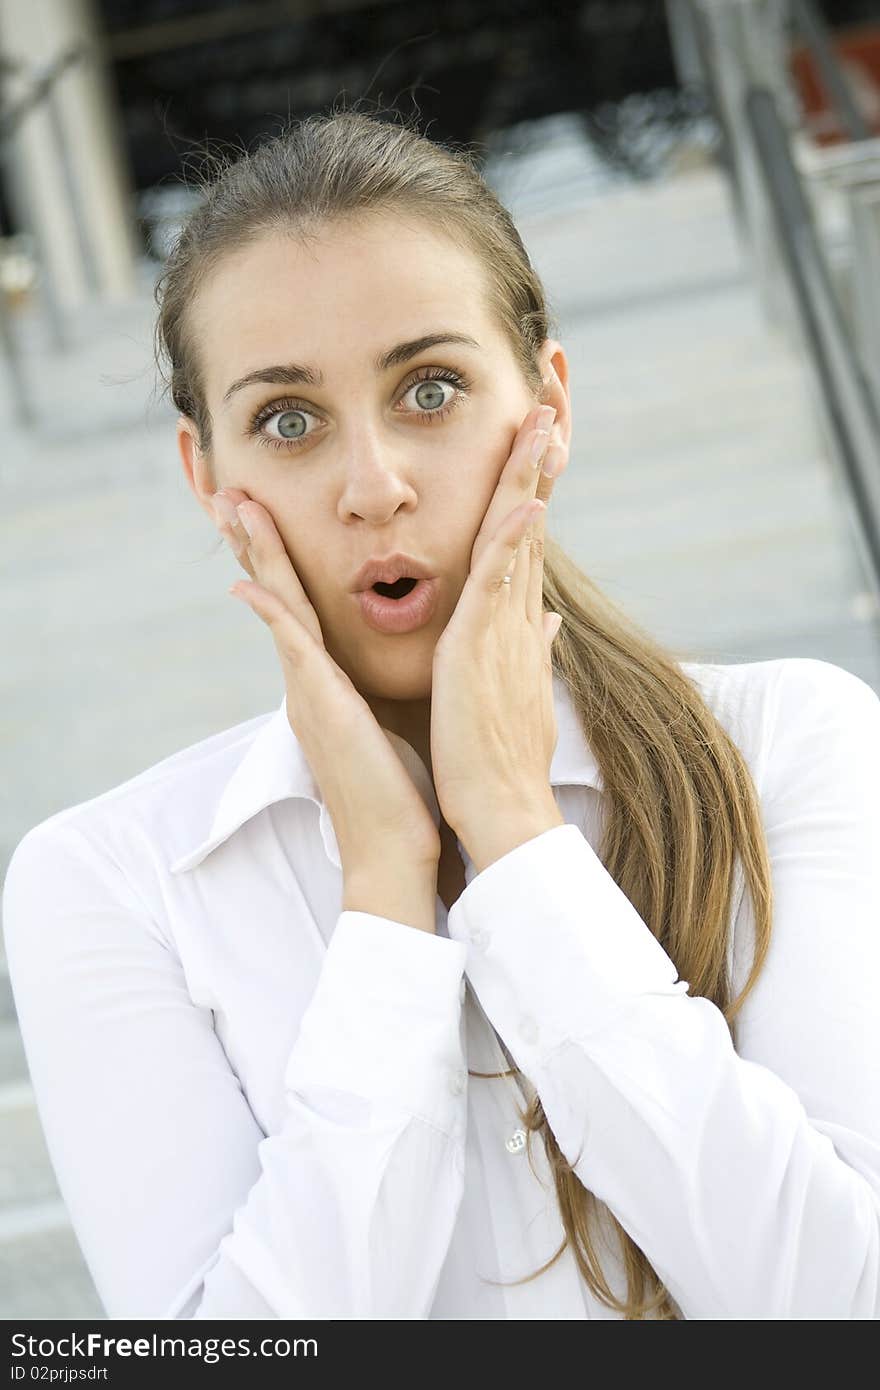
[191,218,502,403]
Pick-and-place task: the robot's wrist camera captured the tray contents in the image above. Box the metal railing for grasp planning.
[672,0,880,601]
[746,86,880,586]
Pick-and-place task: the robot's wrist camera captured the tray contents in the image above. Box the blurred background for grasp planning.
[2,0,880,1319]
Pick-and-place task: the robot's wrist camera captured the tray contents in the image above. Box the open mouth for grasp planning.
[355,574,439,633]
[371,577,419,599]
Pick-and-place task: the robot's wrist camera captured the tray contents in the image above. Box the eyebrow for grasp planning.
[220,332,482,408]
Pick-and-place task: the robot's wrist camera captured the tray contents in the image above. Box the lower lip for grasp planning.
[354,578,439,634]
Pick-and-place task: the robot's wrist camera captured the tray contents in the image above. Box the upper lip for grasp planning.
[350,552,436,592]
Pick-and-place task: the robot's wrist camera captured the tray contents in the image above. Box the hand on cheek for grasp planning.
[429,404,568,869]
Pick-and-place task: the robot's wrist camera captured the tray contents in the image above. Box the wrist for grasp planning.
[343,860,439,934]
[456,797,565,875]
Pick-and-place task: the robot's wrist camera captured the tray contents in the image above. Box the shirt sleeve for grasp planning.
[1,822,468,1320]
[446,656,880,1320]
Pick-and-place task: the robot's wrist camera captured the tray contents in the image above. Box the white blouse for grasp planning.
[2,656,879,1320]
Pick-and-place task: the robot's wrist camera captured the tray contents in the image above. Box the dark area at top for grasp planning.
[96,0,679,190]
[0,1,877,235]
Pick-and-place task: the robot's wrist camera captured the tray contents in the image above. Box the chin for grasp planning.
[347,643,435,702]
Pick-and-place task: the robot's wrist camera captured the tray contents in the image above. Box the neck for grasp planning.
[366,694,433,783]
[367,693,463,860]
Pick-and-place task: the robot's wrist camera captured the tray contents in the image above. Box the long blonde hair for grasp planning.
[153,103,774,1320]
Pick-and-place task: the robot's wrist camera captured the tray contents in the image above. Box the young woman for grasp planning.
[3,107,879,1322]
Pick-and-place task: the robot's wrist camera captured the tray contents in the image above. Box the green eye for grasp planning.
[407,379,449,411]
[273,410,307,439]
[247,364,472,452]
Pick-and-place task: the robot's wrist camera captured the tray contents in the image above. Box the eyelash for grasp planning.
[245,366,472,453]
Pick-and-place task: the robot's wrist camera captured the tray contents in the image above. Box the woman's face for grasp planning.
[179,216,567,701]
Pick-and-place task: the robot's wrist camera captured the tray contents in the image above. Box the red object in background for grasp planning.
[789,22,880,143]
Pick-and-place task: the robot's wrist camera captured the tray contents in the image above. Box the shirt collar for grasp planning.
[168,671,602,875]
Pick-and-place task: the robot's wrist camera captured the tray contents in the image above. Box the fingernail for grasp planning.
[530,429,549,468]
[536,405,556,432]
[236,503,253,537]
[212,491,239,528]
[542,443,564,479]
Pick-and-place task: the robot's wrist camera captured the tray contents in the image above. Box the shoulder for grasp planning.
[1,706,275,924]
[762,654,880,726]
[681,654,880,800]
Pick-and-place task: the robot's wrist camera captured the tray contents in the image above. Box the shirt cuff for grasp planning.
[447,823,689,1069]
[284,911,468,1134]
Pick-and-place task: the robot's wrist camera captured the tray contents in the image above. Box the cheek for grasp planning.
[436,457,495,523]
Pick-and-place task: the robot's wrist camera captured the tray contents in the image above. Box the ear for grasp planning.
[537,340,571,453]
[177,417,216,521]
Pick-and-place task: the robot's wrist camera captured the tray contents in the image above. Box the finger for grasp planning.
[533,438,567,504]
[228,578,321,672]
[509,497,534,610]
[494,498,545,601]
[211,488,257,578]
[523,489,547,625]
[234,499,324,646]
[470,405,555,572]
[543,610,564,652]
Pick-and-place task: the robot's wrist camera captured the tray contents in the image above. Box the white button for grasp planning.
[505,1127,527,1154]
[519,1016,539,1046]
[468,927,489,952]
[448,1068,466,1096]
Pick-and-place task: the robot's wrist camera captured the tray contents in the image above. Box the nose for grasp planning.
[337,428,416,523]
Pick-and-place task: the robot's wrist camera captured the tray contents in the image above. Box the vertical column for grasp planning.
[0,0,139,309]
[665,0,705,88]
